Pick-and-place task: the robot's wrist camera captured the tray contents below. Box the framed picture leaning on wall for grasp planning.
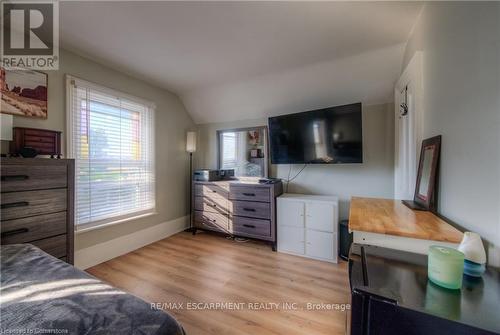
[403,135,441,212]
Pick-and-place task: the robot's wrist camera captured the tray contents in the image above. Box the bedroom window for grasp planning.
[67,76,155,231]
[221,132,238,169]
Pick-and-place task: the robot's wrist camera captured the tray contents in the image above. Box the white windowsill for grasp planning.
[75,211,158,234]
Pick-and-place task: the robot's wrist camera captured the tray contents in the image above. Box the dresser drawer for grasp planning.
[231,200,270,219]
[233,216,271,239]
[1,164,67,192]
[1,212,67,244]
[194,210,229,232]
[31,234,67,258]
[1,189,67,221]
[194,196,229,215]
[194,184,229,200]
[229,185,270,202]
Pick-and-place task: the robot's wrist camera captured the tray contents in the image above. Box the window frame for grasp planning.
[66,75,156,233]
[394,52,423,200]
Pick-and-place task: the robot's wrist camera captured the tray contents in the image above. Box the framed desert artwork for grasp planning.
[0,68,48,119]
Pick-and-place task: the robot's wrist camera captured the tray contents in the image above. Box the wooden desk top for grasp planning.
[348,197,463,243]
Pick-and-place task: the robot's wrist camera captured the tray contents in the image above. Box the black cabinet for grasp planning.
[349,244,500,335]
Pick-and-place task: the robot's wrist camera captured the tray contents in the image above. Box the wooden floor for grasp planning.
[87,231,350,335]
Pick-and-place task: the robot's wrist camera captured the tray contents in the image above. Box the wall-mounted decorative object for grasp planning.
[403,135,441,211]
[0,68,48,119]
[248,130,260,146]
[10,127,61,158]
[458,232,487,277]
[399,85,409,117]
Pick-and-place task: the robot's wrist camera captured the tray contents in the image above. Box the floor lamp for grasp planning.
[186,131,197,233]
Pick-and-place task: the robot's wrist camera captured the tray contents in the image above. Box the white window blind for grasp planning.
[67,76,155,231]
[221,132,237,169]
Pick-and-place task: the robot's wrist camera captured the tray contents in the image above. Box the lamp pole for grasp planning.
[186,131,196,234]
[189,151,194,234]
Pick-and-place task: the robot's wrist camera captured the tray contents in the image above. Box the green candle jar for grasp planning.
[428,246,465,290]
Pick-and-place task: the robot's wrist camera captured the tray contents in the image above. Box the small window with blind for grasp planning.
[66,76,155,231]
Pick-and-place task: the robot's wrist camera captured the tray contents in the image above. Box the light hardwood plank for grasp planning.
[87,231,350,335]
[349,197,463,243]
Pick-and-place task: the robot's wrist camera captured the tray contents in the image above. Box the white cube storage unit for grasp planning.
[277,193,339,263]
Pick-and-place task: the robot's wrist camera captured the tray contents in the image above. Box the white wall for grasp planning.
[196,103,395,220]
[403,2,500,265]
[1,49,195,251]
[183,44,404,124]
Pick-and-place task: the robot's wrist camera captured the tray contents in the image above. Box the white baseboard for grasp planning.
[75,215,189,269]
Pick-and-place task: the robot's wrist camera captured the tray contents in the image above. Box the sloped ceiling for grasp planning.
[60,1,422,124]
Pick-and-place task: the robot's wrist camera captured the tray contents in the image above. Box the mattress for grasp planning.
[0,244,185,335]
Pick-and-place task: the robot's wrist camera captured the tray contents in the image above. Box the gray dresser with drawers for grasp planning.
[1,158,75,264]
[193,179,283,250]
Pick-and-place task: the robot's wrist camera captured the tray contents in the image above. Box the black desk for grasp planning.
[349,244,500,335]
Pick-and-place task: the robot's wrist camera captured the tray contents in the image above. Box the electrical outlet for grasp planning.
[487,244,500,268]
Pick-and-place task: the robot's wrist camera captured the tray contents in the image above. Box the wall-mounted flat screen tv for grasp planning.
[268,102,363,164]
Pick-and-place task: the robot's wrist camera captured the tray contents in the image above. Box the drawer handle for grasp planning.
[1,228,29,238]
[243,224,256,228]
[1,201,29,209]
[1,175,29,181]
[211,204,217,207]
[242,193,255,197]
[243,208,256,212]
[212,190,217,193]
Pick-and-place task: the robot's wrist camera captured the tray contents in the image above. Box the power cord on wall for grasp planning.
[285,164,307,193]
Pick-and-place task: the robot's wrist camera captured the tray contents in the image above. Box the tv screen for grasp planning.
[268,102,363,164]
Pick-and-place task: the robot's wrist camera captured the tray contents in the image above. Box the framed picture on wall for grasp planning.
[0,68,48,119]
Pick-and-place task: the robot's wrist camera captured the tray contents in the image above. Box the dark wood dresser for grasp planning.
[193,179,283,250]
[1,158,74,264]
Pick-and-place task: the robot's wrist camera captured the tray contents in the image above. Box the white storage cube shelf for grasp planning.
[277,194,339,263]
